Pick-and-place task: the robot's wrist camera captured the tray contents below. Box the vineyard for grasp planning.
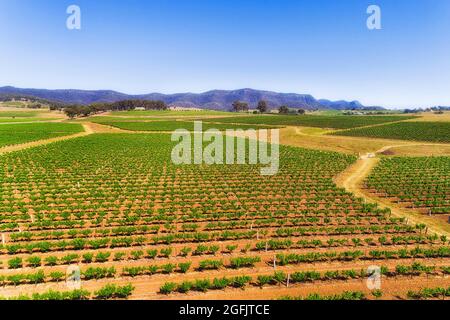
[93,120,274,132]
[365,157,450,216]
[331,122,450,143]
[109,110,232,117]
[201,115,416,129]
[0,123,83,148]
[0,132,448,300]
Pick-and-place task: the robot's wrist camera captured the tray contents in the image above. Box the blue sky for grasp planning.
[1,0,449,108]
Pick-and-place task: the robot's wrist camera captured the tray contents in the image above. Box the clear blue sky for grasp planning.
[1,0,449,108]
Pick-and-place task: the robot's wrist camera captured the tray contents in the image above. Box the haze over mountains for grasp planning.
[0,86,383,111]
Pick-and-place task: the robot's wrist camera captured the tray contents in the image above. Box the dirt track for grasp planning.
[334,154,450,237]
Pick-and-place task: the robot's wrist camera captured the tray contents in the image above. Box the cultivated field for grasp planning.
[365,157,450,217]
[0,123,83,148]
[93,121,275,132]
[0,109,449,300]
[201,115,417,129]
[331,122,450,143]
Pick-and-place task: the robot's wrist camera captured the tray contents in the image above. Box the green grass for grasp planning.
[0,123,84,148]
[102,121,275,132]
[331,122,450,143]
[202,115,416,129]
[0,118,59,123]
[0,111,42,118]
[88,116,165,123]
[109,110,232,117]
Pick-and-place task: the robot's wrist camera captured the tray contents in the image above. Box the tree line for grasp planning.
[63,100,167,118]
[232,100,305,115]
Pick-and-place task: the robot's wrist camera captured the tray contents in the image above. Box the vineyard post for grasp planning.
[287,273,290,288]
[265,241,268,252]
[273,255,276,270]
[1,233,5,245]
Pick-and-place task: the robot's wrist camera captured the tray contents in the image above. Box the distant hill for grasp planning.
[0,86,384,111]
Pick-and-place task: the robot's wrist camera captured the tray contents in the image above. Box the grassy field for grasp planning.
[0,118,60,123]
[109,110,233,117]
[0,123,84,148]
[88,116,167,123]
[101,120,275,131]
[331,122,450,143]
[0,107,63,123]
[0,111,42,118]
[202,115,416,129]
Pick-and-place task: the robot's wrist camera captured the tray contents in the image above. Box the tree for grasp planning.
[297,109,306,115]
[278,105,289,114]
[64,105,81,119]
[79,106,92,117]
[257,100,268,113]
[232,101,249,112]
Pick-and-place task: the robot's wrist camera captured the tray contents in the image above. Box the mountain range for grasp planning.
[0,86,384,111]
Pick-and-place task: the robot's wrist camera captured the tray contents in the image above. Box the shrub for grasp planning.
[27,270,45,284]
[161,263,176,274]
[94,284,134,299]
[178,262,192,273]
[198,259,223,270]
[371,290,383,299]
[229,256,261,269]
[212,277,230,289]
[82,253,94,263]
[231,276,252,288]
[95,252,111,263]
[130,250,144,260]
[177,281,193,293]
[194,279,211,292]
[83,267,116,280]
[146,249,158,259]
[44,256,58,266]
[160,282,177,294]
[49,271,65,282]
[26,256,42,268]
[193,245,208,256]
[114,252,126,261]
[209,245,220,255]
[160,247,173,258]
[257,275,273,287]
[180,247,192,257]
[61,254,79,264]
[8,257,23,269]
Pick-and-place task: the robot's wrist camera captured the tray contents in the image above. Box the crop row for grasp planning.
[331,121,450,142]
[158,262,449,295]
[1,283,134,300]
